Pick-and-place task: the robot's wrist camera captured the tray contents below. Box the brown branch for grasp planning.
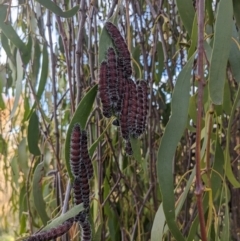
[53,0,74,114]
[195,0,207,240]
[76,0,87,105]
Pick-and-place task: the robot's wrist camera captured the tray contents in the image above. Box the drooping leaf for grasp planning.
[36,0,79,18]
[36,43,49,101]
[32,162,49,225]
[18,138,28,177]
[229,24,240,83]
[175,0,195,36]
[156,42,164,84]
[98,25,114,64]
[0,5,27,59]
[233,0,240,29]
[65,85,98,180]
[157,55,195,241]
[27,111,41,156]
[32,39,41,88]
[208,0,233,105]
[41,203,83,232]
[10,50,23,118]
[151,204,165,241]
[1,32,15,65]
[130,137,142,164]
[0,134,7,155]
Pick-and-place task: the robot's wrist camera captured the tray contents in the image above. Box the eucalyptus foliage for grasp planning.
[0,1,240,241]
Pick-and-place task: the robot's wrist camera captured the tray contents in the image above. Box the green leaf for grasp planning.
[32,39,41,87]
[156,42,164,83]
[0,134,7,155]
[98,25,114,64]
[130,137,142,164]
[224,82,240,187]
[208,0,233,105]
[65,85,98,179]
[41,203,83,232]
[10,50,23,118]
[151,204,165,241]
[36,0,79,18]
[28,111,41,156]
[175,0,195,36]
[0,5,27,58]
[32,162,49,225]
[1,32,15,65]
[233,0,240,29]
[206,0,214,25]
[229,25,240,83]
[37,43,49,101]
[18,138,28,177]
[157,55,194,241]
[188,13,197,59]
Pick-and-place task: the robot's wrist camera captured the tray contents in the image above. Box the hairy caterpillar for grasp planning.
[99,61,112,118]
[107,47,119,113]
[70,124,81,178]
[105,22,132,78]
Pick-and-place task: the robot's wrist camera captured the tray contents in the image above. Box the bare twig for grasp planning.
[146,0,173,90]
[195,0,207,240]
[53,0,74,114]
[76,0,87,104]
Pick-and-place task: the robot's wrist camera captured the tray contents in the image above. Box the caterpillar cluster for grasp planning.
[25,218,74,241]
[25,124,93,241]
[70,124,92,239]
[98,22,148,155]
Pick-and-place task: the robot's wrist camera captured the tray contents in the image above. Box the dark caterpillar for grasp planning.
[80,218,92,241]
[128,79,138,136]
[120,82,130,140]
[70,124,81,178]
[105,22,132,78]
[99,61,112,118]
[125,139,133,156]
[80,131,93,180]
[107,47,119,113]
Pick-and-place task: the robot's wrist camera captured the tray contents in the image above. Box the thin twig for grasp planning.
[131,185,153,241]
[54,0,74,115]
[146,0,173,90]
[46,11,61,172]
[76,0,87,104]
[195,0,207,240]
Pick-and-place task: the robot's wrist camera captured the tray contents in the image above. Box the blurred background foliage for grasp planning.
[0,0,240,240]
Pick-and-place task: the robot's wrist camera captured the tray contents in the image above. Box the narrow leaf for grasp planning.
[229,25,240,83]
[175,0,195,36]
[99,25,114,64]
[41,203,83,232]
[10,50,23,118]
[130,137,142,164]
[0,6,27,56]
[1,32,15,65]
[36,0,79,18]
[157,55,194,241]
[209,0,233,105]
[65,85,97,179]
[32,162,49,225]
[233,0,240,29]
[151,204,165,241]
[28,112,41,156]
